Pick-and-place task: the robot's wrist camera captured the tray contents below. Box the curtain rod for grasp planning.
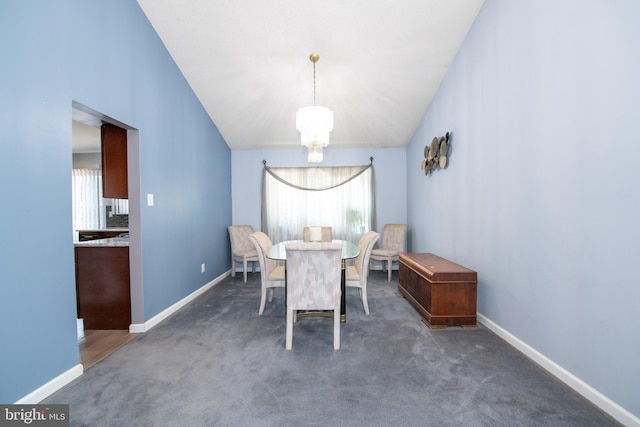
[263,157,373,166]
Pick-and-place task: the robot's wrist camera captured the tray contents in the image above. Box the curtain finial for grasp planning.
[263,160,267,166]
[370,156,374,164]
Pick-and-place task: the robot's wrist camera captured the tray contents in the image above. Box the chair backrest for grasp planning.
[248,231,278,275]
[285,242,342,310]
[379,224,407,251]
[228,225,255,254]
[354,231,380,276]
[303,226,333,242]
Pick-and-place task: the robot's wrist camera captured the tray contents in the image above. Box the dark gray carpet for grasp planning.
[44,271,620,426]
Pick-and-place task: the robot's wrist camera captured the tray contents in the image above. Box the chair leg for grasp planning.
[361,287,370,315]
[387,259,392,282]
[286,309,294,350]
[231,260,236,277]
[243,259,248,283]
[333,309,340,349]
[258,288,267,315]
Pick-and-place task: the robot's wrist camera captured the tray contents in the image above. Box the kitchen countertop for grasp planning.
[74,237,130,247]
[76,228,128,235]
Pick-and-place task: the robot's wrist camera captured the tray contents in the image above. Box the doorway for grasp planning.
[78,329,135,369]
[72,101,143,369]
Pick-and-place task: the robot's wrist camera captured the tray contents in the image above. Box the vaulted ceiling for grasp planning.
[135,0,484,151]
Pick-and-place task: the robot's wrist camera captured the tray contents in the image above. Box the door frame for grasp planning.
[72,101,143,328]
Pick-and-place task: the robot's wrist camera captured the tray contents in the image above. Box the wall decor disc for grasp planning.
[439,138,448,155]
[429,137,439,160]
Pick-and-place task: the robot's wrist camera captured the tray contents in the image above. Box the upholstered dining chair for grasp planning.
[369,224,408,282]
[228,225,259,283]
[284,242,342,350]
[303,226,333,242]
[346,231,380,315]
[248,231,286,314]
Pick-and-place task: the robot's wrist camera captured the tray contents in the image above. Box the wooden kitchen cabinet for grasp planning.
[75,245,131,329]
[77,229,126,242]
[101,123,128,199]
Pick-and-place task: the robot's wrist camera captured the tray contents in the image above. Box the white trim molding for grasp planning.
[477,312,640,427]
[129,271,230,333]
[15,364,83,404]
[17,271,230,403]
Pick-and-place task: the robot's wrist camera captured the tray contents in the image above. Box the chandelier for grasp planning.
[296,53,333,163]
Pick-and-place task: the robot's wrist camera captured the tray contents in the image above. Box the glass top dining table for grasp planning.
[266,239,359,261]
[266,240,359,322]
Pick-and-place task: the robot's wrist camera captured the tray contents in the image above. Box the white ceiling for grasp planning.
[133,1,483,151]
[72,120,101,153]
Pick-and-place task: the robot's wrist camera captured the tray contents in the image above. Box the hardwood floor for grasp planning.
[79,330,135,370]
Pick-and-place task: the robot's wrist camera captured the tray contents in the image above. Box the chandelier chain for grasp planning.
[313,60,317,106]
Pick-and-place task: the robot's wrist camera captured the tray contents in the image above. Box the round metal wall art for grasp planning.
[420,132,451,176]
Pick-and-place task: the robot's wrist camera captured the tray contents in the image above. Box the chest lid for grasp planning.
[399,253,477,283]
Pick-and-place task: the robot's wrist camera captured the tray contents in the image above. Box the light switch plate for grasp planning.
[147,193,154,206]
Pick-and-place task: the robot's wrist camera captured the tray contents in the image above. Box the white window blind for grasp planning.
[72,168,106,232]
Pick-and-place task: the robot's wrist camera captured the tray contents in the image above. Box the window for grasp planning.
[262,164,375,243]
[72,169,129,233]
[72,168,106,231]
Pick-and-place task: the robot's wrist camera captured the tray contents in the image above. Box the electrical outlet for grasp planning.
[201,263,205,273]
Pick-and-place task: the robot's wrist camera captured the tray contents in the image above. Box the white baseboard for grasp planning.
[129,270,230,333]
[477,312,640,427]
[17,271,230,403]
[15,364,83,404]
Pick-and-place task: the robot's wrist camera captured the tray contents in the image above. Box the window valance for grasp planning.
[261,160,376,243]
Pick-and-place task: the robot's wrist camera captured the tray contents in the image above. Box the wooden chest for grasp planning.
[398,253,477,329]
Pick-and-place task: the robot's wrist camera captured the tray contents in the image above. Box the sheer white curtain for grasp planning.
[263,164,375,244]
[112,198,129,215]
[72,168,106,232]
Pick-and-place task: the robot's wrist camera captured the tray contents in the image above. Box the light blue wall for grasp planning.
[231,147,407,237]
[0,0,231,403]
[407,0,640,419]
[4,0,636,418]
